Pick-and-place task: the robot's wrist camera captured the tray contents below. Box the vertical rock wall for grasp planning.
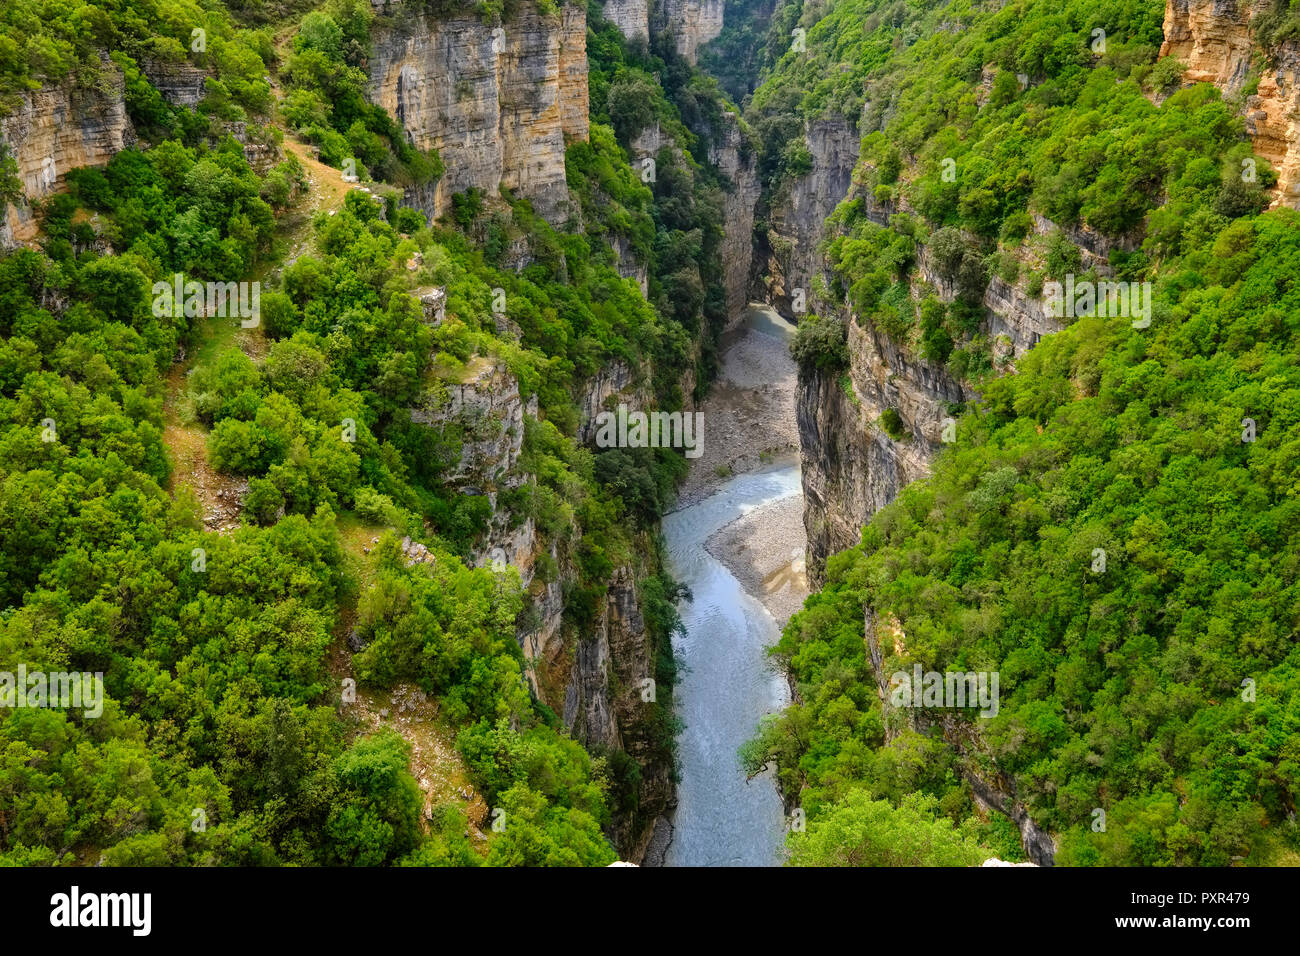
[0,56,136,247]
[368,0,589,225]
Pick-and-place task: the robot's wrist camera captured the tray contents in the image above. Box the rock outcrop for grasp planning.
[409,356,671,860]
[654,0,727,64]
[765,115,861,316]
[410,359,527,493]
[1160,0,1300,207]
[602,2,760,320]
[576,360,649,444]
[602,0,725,64]
[709,111,761,320]
[864,608,1057,866]
[563,565,672,858]
[1160,0,1258,90]
[602,0,650,42]
[368,0,589,225]
[799,316,973,583]
[140,57,209,107]
[0,56,136,247]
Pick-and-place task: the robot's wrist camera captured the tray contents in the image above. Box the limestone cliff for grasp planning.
[774,114,1096,585]
[1160,0,1300,206]
[0,56,135,247]
[709,111,762,320]
[864,608,1057,865]
[654,0,727,65]
[368,0,589,225]
[602,0,761,320]
[603,0,724,63]
[764,115,861,316]
[408,354,672,861]
[140,57,209,108]
[603,0,650,42]
[799,316,973,583]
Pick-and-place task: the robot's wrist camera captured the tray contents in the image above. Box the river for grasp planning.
[658,305,803,867]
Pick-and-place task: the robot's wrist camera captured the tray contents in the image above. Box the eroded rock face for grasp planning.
[654,0,726,64]
[603,4,760,312]
[602,0,724,64]
[140,57,209,107]
[766,116,861,316]
[0,57,136,246]
[410,360,526,491]
[611,234,649,295]
[1160,0,1257,89]
[1160,0,1300,206]
[368,0,589,225]
[799,317,973,585]
[602,0,650,42]
[1247,44,1300,207]
[410,357,672,859]
[575,360,650,444]
[709,112,762,322]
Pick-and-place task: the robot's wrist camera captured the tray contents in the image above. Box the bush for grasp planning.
[790,313,849,374]
[879,407,907,440]
[354,487,399,525]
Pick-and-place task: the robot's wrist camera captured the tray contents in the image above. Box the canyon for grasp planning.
[1,0,1283,868]
[380,2,760,861]
[0,0,751,864]
[746,0,1300,864]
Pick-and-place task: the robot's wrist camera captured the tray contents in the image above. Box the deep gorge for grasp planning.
[1,0,1298,870]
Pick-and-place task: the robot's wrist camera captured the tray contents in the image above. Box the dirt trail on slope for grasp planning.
[160,132,356,531]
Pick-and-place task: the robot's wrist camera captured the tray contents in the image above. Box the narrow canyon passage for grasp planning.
[654,305,808,867]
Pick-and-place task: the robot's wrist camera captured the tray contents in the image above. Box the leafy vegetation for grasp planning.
[0,0,742,866]
[733,0,1300,866]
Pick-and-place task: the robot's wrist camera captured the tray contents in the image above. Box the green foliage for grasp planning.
[790,313,848,374]
[59,138,276,278]
[282,0,443,186]
[757,209,1300,866]
[878,406,906,441]
[788,791,988,866]
[0,0,756,865]
[0,0,271,116]
[585,1,741,388]
[750,0,1277,388]
[0,121,662,865]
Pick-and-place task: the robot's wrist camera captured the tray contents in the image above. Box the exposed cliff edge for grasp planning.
[373,10,688,844]
[798,315,972,582]
[408,351,673,860]
[600,5,762,324]
[764,115,861,317]
[368,0,589,225]
[865,608,1057,866]
[783,0,1300,589]
[602,0,725,63]
[0,55,135,247]
[1160,0,1300,206]
[709,111,762,320]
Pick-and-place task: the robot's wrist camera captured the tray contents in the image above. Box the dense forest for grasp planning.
[0,0,746,865]
[736,0,1300,866]
[1,0,1297,870]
